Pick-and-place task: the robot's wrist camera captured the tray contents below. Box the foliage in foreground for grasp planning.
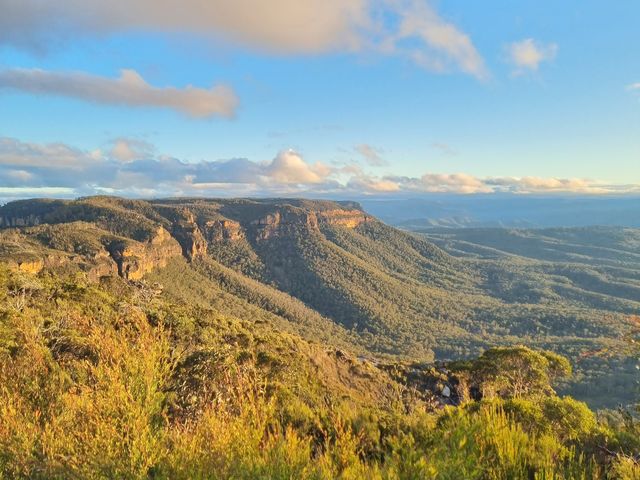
[0,268,639,479]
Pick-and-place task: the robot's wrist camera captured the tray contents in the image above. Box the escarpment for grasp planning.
[317,208,371,228]
[0,197,375,279]
[104,227,182,280]
[248,206,370,241]
[202,219,243,242]
[170,218,208,261]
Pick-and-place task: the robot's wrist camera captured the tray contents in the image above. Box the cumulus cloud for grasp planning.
[3,136,637,198]
[384,174,627,195]
[0,137,335,196]
[348,175,401,192]
[345,173,638,195]
[264,150,332,184]
[109,138,155,162]
[365,173,491,194]
[0,137,100,168]
[0,68,238,118]
[0,0,486,78]
[507,39,557,74]
[420,173,492,193]
[355,144,387,166]
[0,187,76,202]
[485,176,609,194]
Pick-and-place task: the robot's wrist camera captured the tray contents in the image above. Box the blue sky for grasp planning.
[0,0,639,199]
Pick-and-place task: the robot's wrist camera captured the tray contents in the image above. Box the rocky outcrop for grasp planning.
[3,226,182,281]
[0,198,377,275]
[317,209,370,228]
[13,259,45,274]
[202,219,243,242]
[251,209,316,240]
[84,252,120,279]
[171,221,207,261]
[105,227,182,280]
[250,207,370,241]
[379,362,467,408]
[5,254,72,276]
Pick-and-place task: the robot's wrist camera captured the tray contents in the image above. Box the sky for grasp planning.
[0,0,639,200]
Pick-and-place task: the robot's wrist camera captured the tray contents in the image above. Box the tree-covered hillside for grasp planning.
[1,196,639,478]
[1,260,639,479]
[0,196,638,408]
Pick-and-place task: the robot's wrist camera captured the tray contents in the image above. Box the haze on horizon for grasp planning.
[0,0,639,200]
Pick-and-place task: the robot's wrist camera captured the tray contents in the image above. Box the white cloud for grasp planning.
[0,0,369,54]
[0,137,335,194]
[420,173,492,193]
[485,176,608,194]
[627,83,640,92]
[349,173,635,195]
[3,136,637,198]
[109,138,155,162]
[0,0,486,78]
[507,39,557,74]
[0,187,76,199]
[348,175,401,193]
[263,150,332,184]
[355,144,386,166]
[0,137,96,168]
[371,173,491,194]
[388,0,488,79]
[0,68,238,118]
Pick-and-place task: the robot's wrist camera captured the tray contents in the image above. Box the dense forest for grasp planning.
[2,196,636,406]
[0,196,639,478]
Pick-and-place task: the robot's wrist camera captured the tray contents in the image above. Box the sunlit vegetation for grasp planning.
[1,267,639,479]
[0,196,639,478]
[1,197,638,408]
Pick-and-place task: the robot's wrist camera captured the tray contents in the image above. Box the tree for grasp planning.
[468,345,572,399]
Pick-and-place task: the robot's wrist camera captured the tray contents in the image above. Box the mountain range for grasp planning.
[1,196,637,408]
[359,195,640,229]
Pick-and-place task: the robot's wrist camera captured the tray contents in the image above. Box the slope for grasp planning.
[0,196,637,407]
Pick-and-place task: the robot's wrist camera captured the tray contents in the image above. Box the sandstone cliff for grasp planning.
[249,206,370,241]
[0,197,375,279]
[104,227,182,280]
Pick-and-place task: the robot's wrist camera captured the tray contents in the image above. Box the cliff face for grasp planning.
[105,227,182,280]
[249,207,370,241]
[0,197,376,279]
[2,226,182,281]
[202,219,243,242]
[171,220,208,261]
[317,208,371,229]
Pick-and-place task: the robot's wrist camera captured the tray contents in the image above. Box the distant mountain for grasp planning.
[419,226,640,266]
[1,196,638,408]
[359,195,640,228]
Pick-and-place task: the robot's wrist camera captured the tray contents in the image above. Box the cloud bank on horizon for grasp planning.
[1,137,637,201]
